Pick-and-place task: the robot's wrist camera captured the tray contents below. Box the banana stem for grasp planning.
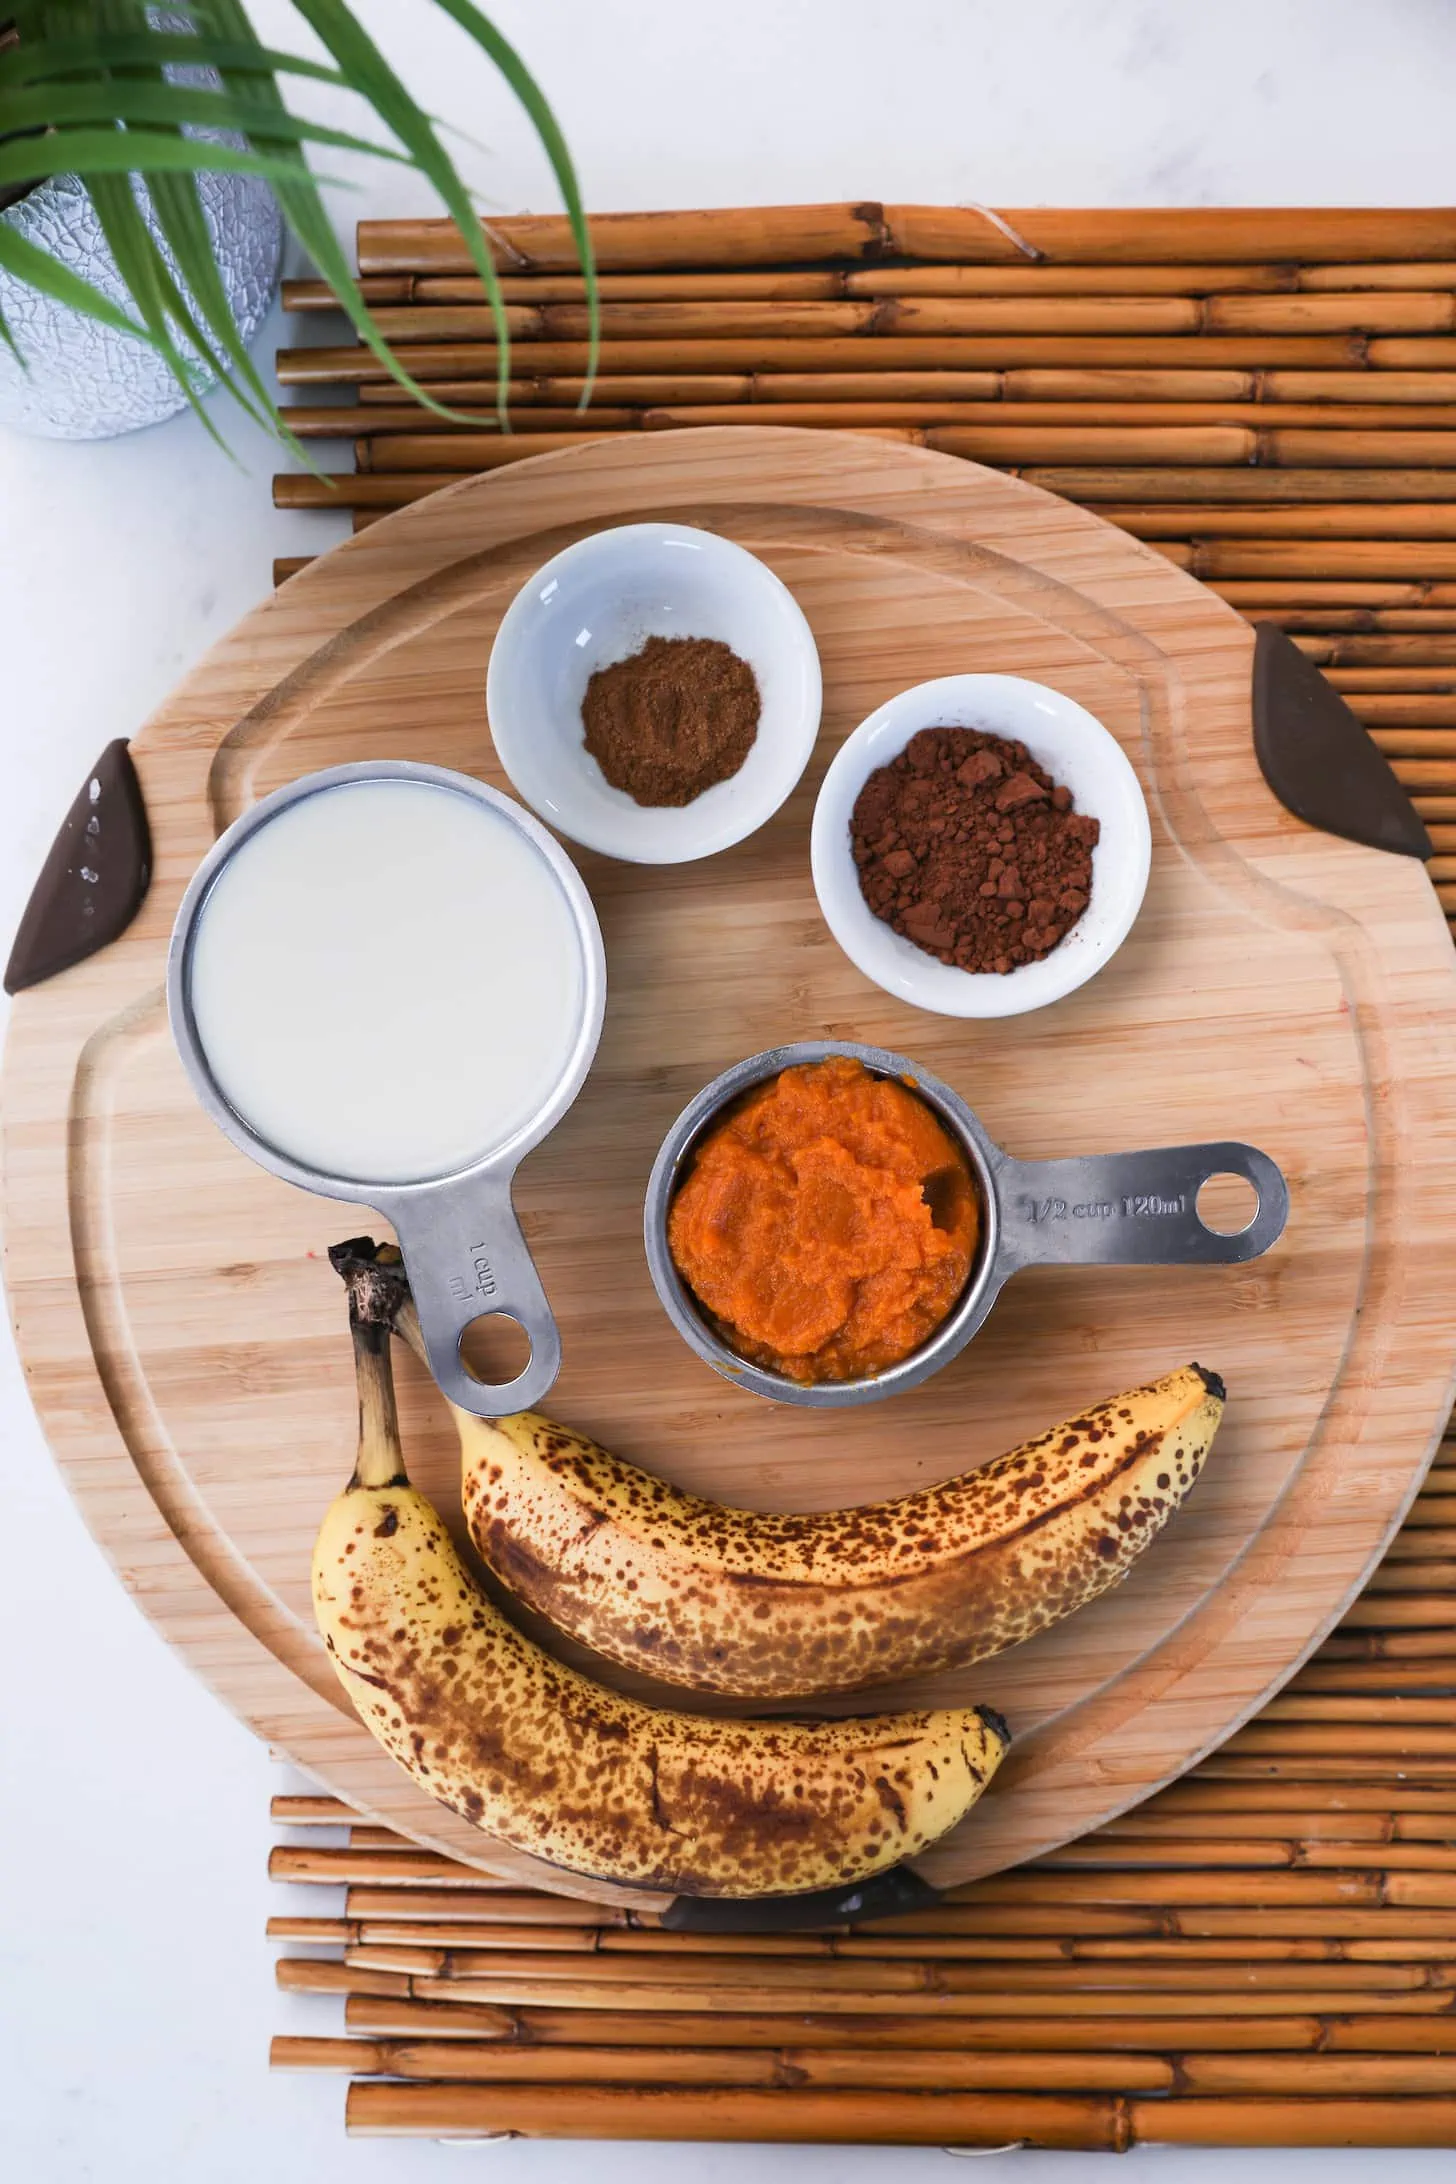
[328,1232,467,1428]
[351,1315,407,1490]
[341,1259,409,1492]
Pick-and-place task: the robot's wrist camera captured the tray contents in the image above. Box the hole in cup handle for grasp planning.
[993,1142,1289,1272]
[384,1180,562,1417]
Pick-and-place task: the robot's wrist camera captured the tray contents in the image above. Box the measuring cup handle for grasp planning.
[384,1173,562,1417]
[993,1142,1289,1273]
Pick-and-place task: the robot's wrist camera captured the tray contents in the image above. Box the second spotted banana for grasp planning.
[332,1242,1224,1702]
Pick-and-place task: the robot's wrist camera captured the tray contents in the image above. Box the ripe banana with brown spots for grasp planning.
[334,1239,1224,1705]
[313,1261,1009,1898]
[454,1362,1224,1701]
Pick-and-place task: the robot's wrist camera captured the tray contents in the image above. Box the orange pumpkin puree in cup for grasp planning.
[667,1056,979,1384]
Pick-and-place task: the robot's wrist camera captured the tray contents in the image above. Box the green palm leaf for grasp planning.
[0,3,597,448]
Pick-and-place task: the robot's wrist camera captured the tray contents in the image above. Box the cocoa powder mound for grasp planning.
[850,727,1100,974]
[581,634,760,807]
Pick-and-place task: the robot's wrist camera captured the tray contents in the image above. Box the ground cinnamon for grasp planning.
[851,727,1099,974]
[581,635,760,807]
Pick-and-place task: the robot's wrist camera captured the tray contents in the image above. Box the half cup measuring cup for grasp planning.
[645,1040,1290,1407]
[167,761,605,1416]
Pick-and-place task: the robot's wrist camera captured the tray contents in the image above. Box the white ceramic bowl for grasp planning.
[810,674,1152,1020]
[486,522,823,864]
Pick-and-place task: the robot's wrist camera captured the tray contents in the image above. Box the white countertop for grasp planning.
[5,3,1456,2177]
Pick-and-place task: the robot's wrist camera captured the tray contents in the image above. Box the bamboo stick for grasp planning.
[635,402,1456,433]
[1290,1661,1456,1695]
[367,300,875,340]
[1302,263,1456,291]
[355,370,994,405]
[946,1871,1389,1907]
[846,266,1296,298]
[1138,1783,1456,1815]
[352,1924,610,1954]
[352,364,1400,409]
[1374,339,1456,366]
[1182,1910,1456,1939]
[344,2078,1130,2147]
[1367,1557,1456,1583]
[274,2035,781,2085]
[344,1887,633,1925]
[269,1845,512,1886]
[1102,506,1456,540]
[276,335,1365,385]
[366,298,1256,341]
[1406,1497,1456,1526]
[1180,2053,1456,2095]
[343,1995,1329,2051]
[358,204,895,276]
[276,1958,412,1999]
[831,368,1258,402]
[286,1922,1456,1966]
[1259,428,1456,466]
[1189,544,1456,579]
[359,423,1256,470]
[1216,585,1456,609]
[353,373,758,408]
[1292,636,1456,658]
[292,272,867,307]
[1224,1722,1456,1754]
[1278,611,1456,630]
[1318,1630,1456,1659]
[405,1976,1449,2019]
[267,1917,352,1942]
[278,2033,1178,2092]
[1341,1599,1456,1630]
[1030,468,1456,502]
[271,1794,357,1824]
[286,404,574,437]
[1127,2096,1456,2148]
[882,298,1210,334]
[1098,1810,1394,1841]
[285,275,410,308]
[1038,1837,1295,1870]
[356,206,1456,276]
[383,1949,1440,1995]
[1265,371,1456,401]
[888,208,1456,264]
[1207,295,1456,334]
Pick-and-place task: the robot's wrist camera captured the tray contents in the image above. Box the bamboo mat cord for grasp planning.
[266,207,1456,2143]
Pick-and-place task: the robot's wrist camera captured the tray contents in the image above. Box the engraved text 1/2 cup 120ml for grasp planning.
[168,761,605,1417]
[645,1041,1288,1409]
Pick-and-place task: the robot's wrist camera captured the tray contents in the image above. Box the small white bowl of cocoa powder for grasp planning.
[811,674,1152,1019]
[487,522,822,864]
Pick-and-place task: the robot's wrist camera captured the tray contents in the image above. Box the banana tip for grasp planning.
[975,1702,1011,1749]
[1191,1362,1226,1403]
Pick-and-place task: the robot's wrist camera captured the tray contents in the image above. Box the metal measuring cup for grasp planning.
[644,1039,1289,1408]
[168,761,605,1417]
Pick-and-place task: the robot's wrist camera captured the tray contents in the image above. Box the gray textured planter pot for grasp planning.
[0,165,283,439]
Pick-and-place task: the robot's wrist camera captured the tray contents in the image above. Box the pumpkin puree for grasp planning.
[667,1056,979,1384]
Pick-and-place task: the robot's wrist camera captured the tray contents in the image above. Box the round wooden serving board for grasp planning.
[7,428,1456,1912]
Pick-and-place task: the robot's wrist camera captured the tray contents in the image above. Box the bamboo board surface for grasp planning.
[7,417,1455,1913]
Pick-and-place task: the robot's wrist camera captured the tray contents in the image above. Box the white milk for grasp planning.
[188,780,586,1183]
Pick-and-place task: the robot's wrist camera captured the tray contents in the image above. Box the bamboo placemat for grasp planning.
[268,205,1456,2145]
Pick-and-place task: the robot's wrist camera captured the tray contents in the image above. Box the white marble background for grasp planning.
[5,3,1456,2178]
